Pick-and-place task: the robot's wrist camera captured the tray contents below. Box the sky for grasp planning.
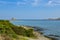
[0,0,60,19]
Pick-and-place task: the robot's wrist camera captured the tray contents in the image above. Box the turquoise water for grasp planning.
[11,20,60,39]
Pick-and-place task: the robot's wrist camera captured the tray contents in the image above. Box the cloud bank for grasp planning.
[0,0,60,7]
[47,0,60,6]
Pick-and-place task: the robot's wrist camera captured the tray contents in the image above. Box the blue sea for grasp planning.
[11,19,60,40]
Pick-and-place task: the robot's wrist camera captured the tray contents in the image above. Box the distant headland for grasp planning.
[10,17,60,21]
[48,18,60,20]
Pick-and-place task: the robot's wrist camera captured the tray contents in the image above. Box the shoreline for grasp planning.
[20,26,55,40]
[0,20,58,40]
[21,25,59,40]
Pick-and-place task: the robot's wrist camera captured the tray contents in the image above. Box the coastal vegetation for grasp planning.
[0,20,52,40]
[0,20,36,40]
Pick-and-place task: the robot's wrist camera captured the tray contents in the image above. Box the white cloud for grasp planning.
[48,1,52,5]
[0,0,26,6]
[47,0,60,7]
[0,0,41,7]
[22,0,41,6]
[0,0,60,7]
[16,0,41,7]
[17,2,26,6]
[32,0,40,6]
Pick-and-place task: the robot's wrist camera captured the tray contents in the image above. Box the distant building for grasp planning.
[11,17,16,20]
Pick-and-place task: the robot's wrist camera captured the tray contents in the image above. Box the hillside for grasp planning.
[0,20,52,40]
[0,20,36,40]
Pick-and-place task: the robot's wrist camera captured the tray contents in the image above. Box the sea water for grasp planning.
[11,19,60,40]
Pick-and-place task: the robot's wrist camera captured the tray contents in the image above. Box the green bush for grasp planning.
[0,20,35,38]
